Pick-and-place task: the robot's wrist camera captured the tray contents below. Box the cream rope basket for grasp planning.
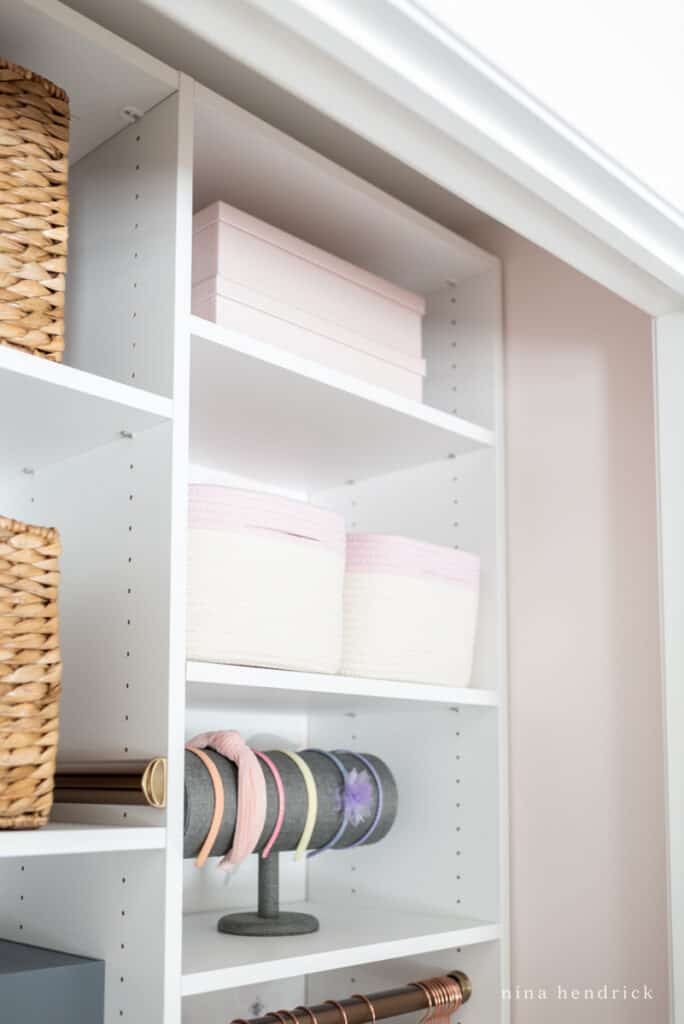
[0,517,62,828]
[0,59,69,362]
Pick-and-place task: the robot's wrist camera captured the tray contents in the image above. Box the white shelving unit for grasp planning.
[0,4,508,1023]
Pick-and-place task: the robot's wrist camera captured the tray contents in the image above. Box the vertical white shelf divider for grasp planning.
[163,73,195,1024]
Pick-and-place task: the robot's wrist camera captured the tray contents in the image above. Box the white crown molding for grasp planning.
[69,0,684,312]
[237,0,684,309]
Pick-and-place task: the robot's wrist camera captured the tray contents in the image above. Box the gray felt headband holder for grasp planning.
[184,748,398,936]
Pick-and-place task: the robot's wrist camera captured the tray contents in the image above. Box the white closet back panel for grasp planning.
[0,851,166,1024]
[184,977,305,1024]
[307,706,499,923]
[6,424,173,825]
[424,271,502,431]
[317,450,498,694]
[66,93,181,396]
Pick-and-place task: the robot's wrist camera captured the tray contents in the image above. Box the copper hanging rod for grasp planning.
[235,972,472,1024]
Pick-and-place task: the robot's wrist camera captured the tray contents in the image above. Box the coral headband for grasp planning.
[185,746,224,867]
[188,729,267,870]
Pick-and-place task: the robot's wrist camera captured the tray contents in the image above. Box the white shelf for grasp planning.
[0,345,173,477]
[0,822,166,859]
[182,902,500,994]
[186,662,499,711]
[191,317,494,491]
[3,0,177,163]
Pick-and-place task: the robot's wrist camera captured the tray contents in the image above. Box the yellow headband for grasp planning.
[275,750,318,860]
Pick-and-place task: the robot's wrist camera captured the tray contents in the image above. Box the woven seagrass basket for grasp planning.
[0,517,61,829]
[0,59,69,362]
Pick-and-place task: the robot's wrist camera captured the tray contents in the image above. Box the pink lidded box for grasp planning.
[192,201,427,400]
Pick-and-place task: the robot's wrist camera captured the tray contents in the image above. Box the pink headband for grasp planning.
[187,729,267,871]
[254,751,285,859]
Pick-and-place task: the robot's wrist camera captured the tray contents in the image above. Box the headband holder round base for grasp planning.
[218,852,319,937]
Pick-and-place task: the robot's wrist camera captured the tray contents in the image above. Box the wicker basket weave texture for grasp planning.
[0,516,61,829]
[0,59,69,362]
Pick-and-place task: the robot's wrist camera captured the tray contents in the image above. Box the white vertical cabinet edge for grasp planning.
[490,266,510,1018]
[162,74,195,1024]
[654,313,684,1024]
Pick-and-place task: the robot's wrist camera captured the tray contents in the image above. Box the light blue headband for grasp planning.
[301,749,350,858]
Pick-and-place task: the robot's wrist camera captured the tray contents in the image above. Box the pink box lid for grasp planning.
[189,485,345,554]
[193,201,426,316]
[346,533,480,586]
[193,275,427,377]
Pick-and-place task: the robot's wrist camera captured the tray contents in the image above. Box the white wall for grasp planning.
[416,0,684,214]
[468,221,669,1021]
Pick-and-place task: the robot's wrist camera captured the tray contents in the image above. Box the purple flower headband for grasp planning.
[301,749,380,857]
[337,766,374,826]
[334,751,384,849]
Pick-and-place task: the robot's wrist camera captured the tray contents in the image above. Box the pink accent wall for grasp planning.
[470,223,669,1021]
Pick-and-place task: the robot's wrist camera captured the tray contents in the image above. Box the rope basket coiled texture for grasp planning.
[0,59,69,362]
[0,517,61,829]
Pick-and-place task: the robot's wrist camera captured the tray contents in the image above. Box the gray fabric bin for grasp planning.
[0,938,104,1023]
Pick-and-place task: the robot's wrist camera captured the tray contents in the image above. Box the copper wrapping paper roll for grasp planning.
[53,758,166,808]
